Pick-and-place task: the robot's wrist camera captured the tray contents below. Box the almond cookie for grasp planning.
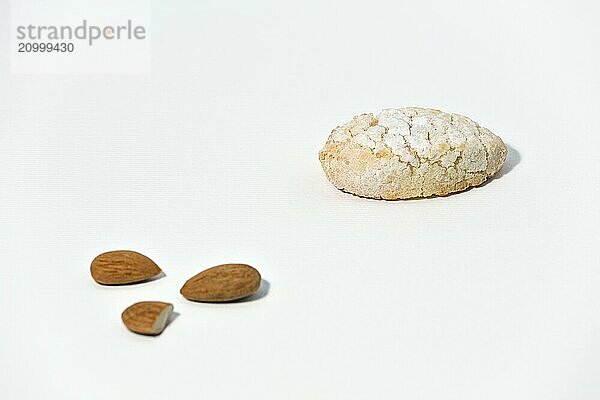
[319,107,507,199]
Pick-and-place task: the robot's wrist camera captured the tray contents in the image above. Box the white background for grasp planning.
[1,1,599,399]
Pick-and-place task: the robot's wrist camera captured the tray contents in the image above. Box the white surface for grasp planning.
[1,1,599,399]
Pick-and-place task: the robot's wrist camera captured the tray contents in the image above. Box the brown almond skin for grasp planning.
[90,250,162,285]
[180,264,261,302]
[121,301,173,336]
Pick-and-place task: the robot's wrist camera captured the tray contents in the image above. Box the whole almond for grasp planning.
[121,301,174,336]
[90,250,162,285]
[180,264,261,302]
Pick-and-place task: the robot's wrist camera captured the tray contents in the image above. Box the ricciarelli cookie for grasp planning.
[319,107,507,199]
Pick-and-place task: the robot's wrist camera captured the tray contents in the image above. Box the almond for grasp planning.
[180,263,261,302]
[121,301,174,336]
[90,250,162,285]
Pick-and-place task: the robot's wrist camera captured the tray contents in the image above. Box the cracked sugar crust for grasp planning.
[319,107,508,199]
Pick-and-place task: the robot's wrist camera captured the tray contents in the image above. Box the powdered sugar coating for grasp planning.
[319,107,507,199]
